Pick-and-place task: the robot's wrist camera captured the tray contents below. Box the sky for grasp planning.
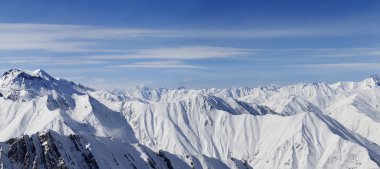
[0,0,380,89]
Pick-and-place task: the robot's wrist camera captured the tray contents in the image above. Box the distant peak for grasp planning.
[31,69,54,80]
[177,86,186,90]
[370,74,380,86]
[0,69,92,101]
[1,69,54,81]
[370,74,380,80]
[136,84,151,90]
[2,69,22,77]
[32,69,46,75]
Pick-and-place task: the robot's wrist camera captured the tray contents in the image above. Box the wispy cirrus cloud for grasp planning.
[2,45,380,71]
[0,56,105,65]
[0,23,162,52]
[108,60,201,69]
[291,63,380,70]
[248,48,380,58]
[293,48,380,58]
[92,46,251,69]
[1,22,380,73]
[1,22,378,53]
[0,46,251,67]
[90,46,251,60]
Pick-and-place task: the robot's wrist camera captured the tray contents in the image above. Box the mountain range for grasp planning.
[1,69,380,169]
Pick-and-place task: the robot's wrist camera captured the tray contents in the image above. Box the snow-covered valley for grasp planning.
[1,69,380,169]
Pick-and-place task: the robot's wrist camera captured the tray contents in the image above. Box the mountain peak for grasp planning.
[31,69,54,80]
[370,74,380,86]
[2,68,22,78]
[1,69,54,82]
[0,69,91,101]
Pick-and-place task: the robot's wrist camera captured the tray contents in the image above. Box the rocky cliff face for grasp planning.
[1,131,97,169]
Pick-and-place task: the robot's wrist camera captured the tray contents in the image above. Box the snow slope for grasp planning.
[1,69,380,168]
[1,131,251,169]
[0,69,136,143]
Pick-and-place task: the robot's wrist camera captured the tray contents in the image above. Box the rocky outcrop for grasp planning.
[1,131,245,169]
[1,131,94,169]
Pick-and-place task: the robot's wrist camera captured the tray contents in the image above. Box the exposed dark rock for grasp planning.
[1,131,100,169]
[158,150,174,169]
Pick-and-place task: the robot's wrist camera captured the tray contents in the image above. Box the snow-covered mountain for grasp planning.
[1,69,380,169]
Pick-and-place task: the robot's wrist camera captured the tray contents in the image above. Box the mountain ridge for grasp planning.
[1,69,380,168]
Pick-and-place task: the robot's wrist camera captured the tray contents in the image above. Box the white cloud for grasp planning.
[0,56,105,65]
[0,23,162,52]
[0,45,251,67]
[0,22,375,52]
[298,48,380,58]
[90,46,251,60]
[294,63,380,70]
[108,61,201,69]
[0,45,251,66]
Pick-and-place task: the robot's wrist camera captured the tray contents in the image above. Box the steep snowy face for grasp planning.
[0,69,91,102]
[119,89,380,168]
[0,69,135,142]
[0,131,254,169]
[233,77,380,147]
[110,77,380,168]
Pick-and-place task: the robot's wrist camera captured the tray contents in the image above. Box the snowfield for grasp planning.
[1,69,380,169]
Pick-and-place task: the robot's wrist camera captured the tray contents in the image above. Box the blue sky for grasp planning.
[0,0,380,89]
